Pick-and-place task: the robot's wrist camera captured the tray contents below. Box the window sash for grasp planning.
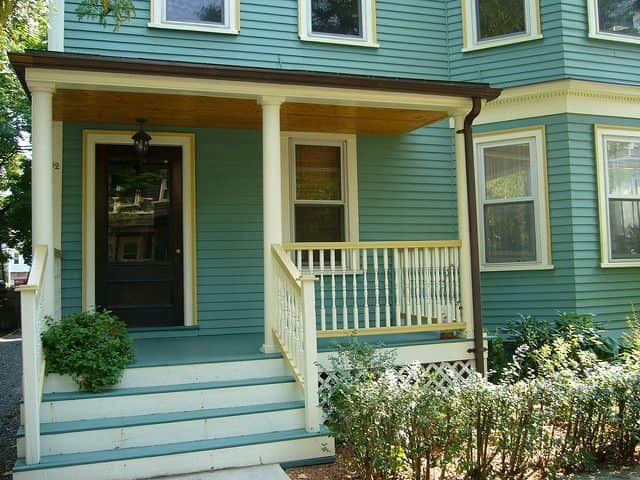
[301,0,375,45]
[472,0,531,44]
[602,133,640,262]
[594,0,640,39]
[162,0,229,27]
[477,135,542,266]
[310,0,364,39]
[291,140,348,242]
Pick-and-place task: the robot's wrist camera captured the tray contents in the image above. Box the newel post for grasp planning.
[301,275,321,433]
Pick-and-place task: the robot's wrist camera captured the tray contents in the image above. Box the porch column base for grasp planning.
[260,343,280,354]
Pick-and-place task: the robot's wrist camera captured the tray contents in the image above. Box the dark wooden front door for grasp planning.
[95,145,184,328]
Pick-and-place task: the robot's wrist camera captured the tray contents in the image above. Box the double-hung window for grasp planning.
[462,0,542,50]
[282,134,359,247]
[299,0,378,47]
[596,126,640,266]
[475,127,551,270]
[150,0,239,34]
[588,0,640,44]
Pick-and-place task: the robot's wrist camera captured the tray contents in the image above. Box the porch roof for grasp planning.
[9,51,502,135]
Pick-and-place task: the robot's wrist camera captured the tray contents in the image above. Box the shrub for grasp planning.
[41,310,134,392]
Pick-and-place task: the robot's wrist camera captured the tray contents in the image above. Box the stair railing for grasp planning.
[271,244,321,433]
[16,245,49,464]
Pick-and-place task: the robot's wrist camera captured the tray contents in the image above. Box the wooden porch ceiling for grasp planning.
[53,89,449,135]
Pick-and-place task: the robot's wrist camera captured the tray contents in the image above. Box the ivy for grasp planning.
[75,0,136,31]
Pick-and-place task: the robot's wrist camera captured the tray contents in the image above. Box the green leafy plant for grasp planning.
[75,0,135,30]
[41,310,134,392]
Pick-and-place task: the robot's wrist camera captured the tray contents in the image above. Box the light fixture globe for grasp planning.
[132,118,152,157]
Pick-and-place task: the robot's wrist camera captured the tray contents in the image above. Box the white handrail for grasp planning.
[271,244,321,433]
[283,240,466,337]
[16,245,49,465]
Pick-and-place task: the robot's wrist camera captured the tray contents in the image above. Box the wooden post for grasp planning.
[301,275,320,433]
[260,96,284,354]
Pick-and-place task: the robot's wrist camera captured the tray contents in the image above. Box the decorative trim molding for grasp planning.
[477,79,640,125]
[82,130,198,326]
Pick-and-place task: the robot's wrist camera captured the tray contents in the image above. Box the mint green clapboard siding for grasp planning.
[477,114,640,337]
[63,0,449,80]
[446,0,565,88]
[61,120,460,334]
[560,0,640,86]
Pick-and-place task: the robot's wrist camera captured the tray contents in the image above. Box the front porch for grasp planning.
[10,51,500,476]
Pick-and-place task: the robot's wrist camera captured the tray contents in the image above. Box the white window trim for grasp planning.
[149,0,239,34]
[82,130,198,326]
[298,0,379,48]
[281,132,359,244]
[595,125,640,268]
[474,127,552,272]
[461,0,542,52]
[587,0,640,45]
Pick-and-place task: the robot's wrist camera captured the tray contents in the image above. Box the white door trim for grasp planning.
[82,130,197,326]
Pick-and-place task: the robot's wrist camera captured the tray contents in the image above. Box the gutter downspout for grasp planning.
[458,97,485,375]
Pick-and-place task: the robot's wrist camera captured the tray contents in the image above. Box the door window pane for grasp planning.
[483,142,532,200]
[166,0,224,24]
[597,0,640,38]
[609,199,640,259]
[607,139,640,196]
[108,163,170,262]
[311,0,363,37]
[476,0,527,41]
[296,145,342,201]
[295,205,345,243]
[484,202,536,263]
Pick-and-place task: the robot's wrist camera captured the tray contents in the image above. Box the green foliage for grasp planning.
[75,0,135,31]
[41,310,134,392]
[0,0,46,262]
[492,312,620,380]
[321,338,640,480]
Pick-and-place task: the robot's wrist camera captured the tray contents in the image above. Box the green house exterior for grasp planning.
[9,0,640,477]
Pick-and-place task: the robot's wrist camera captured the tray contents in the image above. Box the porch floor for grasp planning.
[130,332,469,368]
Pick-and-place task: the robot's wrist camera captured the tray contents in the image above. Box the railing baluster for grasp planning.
[453,247,460,323]
[362,249,369,330]
[434,247,441,323]
[330,249,337,331]
[393,248,401,327]
[373,248,381,328]
[319,249,326,331]
[403,248,411,326]
[383,249,391,327]
[342,249,348,330]
[352,249,359,329]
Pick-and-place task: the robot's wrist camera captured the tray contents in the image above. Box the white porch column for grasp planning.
[31,82,56,318]
[454,115,474,340]
[260,96,284,353]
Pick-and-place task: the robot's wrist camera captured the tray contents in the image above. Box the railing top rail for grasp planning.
[16,245,48,293]
[282,240,462,250]
[272,244,303,287]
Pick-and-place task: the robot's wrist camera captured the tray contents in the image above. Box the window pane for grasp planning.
[607,138,640,196]
[166,0,224,24]
[476,0,527,40]
[311,0,362,37]
[108,163,170,263]
[597,0,640,38]
[609,199,640,259]
[296,145,342,201]
[484,202,537,263]
[295,205,345,243]
[483,142,532,200]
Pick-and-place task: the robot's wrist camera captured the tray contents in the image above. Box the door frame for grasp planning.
[83,130,197,326]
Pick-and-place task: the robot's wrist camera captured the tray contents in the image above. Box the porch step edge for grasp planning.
[18,401,306,437]
[42,375,296,402]
[13,427,332,472]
